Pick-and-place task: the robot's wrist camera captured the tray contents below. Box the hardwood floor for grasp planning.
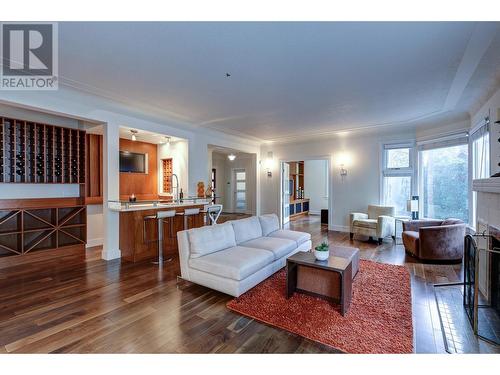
[0,215,497,353]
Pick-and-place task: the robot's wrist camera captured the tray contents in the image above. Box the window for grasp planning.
[418,137,469,223]
[471,121,490,227]
[381,143,414,216]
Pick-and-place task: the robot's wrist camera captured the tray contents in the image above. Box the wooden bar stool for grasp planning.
[143,210,176,265]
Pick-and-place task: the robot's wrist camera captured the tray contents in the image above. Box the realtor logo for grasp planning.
[1,22,58,90]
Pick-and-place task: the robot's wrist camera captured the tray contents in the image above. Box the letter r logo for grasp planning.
[2,23,53,76]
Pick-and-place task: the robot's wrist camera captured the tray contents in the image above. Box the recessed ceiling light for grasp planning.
[228,154,236,161]
[130,130,138,141]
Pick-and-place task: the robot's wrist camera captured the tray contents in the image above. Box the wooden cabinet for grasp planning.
[0,116,88,269]
[85,133,103,204]
[0,198,86,269]
[119,204,205,262]
[289,198,310,218]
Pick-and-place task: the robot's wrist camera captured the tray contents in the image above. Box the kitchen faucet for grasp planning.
[171,174,180,203]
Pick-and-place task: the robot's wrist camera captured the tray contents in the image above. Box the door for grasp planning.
[282,162,290,224]
[233,169,247,213]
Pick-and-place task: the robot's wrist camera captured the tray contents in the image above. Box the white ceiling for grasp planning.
[58,22,500,142]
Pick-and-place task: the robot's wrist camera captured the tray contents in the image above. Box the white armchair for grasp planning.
[349,205,396,244]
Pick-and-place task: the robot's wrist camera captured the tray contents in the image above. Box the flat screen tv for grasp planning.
[119,151,147,173]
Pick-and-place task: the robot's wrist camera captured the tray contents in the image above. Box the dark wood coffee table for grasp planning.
[286,252,353,316]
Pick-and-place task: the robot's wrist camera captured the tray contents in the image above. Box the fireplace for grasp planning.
[489,227,500,312]
[463,227,500,344]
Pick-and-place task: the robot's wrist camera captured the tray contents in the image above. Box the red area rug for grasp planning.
[227,260,413,353]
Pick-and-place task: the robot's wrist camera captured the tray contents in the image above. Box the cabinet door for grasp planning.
[303,201,309,212]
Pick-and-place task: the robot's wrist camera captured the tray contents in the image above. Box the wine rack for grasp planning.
[0,203,86,258]
[0,117,86,184]
[162,158,173,193]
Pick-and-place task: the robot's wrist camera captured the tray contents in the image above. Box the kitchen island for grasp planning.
[110,199,210,262]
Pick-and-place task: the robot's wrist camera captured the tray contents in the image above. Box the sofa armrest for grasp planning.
[349,212,368,230]
[177,229,192,281]
[402,219,443,232]
[419,224,466,260]
[377,215,395,238]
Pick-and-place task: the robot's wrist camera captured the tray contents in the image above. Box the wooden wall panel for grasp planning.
[119,138,158,201]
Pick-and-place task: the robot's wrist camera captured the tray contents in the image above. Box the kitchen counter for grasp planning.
[108,199,212,212]
[118,201,207,262]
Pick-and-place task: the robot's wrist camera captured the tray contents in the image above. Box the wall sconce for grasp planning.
[265,151,274,177]
[340,164,348,180]
[337,152,350,182]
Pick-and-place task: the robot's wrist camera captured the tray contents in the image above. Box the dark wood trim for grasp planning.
[0,197,84,210]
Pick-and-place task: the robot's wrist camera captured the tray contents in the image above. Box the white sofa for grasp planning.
[177,214,311,297]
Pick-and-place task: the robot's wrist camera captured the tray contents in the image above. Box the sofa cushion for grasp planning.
[259,214,280,236]
[441,218,463,226]
[352,219,377,229]
[268,229,311,246]
[230,216,263,244]
[241,237,296,260]
[188,246,274,281]
[188,223,236,259]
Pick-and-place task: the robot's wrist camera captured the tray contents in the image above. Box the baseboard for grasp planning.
[329,224,349,232]
[86,238,104,248]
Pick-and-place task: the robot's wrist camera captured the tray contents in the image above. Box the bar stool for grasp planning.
[178,208,201,230]
[204,204,223,225]
[143,210,176,265]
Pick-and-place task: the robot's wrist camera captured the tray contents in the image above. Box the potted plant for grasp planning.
[314,242,330,261]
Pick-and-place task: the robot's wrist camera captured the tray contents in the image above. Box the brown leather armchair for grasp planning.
[402,219,465,263]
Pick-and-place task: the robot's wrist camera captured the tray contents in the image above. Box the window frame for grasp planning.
[417,133,469,223]
[470,119,490,228]
[380,141,416,216]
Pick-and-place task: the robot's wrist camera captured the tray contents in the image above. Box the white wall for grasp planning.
[470,87,500,176]
[261,133,391,231]
[86,204,104,248]
[304,159,328,215]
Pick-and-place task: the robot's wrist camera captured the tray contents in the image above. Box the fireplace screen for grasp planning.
[463,234,500,345]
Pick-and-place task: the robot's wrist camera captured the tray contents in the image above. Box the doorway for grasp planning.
[208,145,256,222]
[280,158,330,230]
